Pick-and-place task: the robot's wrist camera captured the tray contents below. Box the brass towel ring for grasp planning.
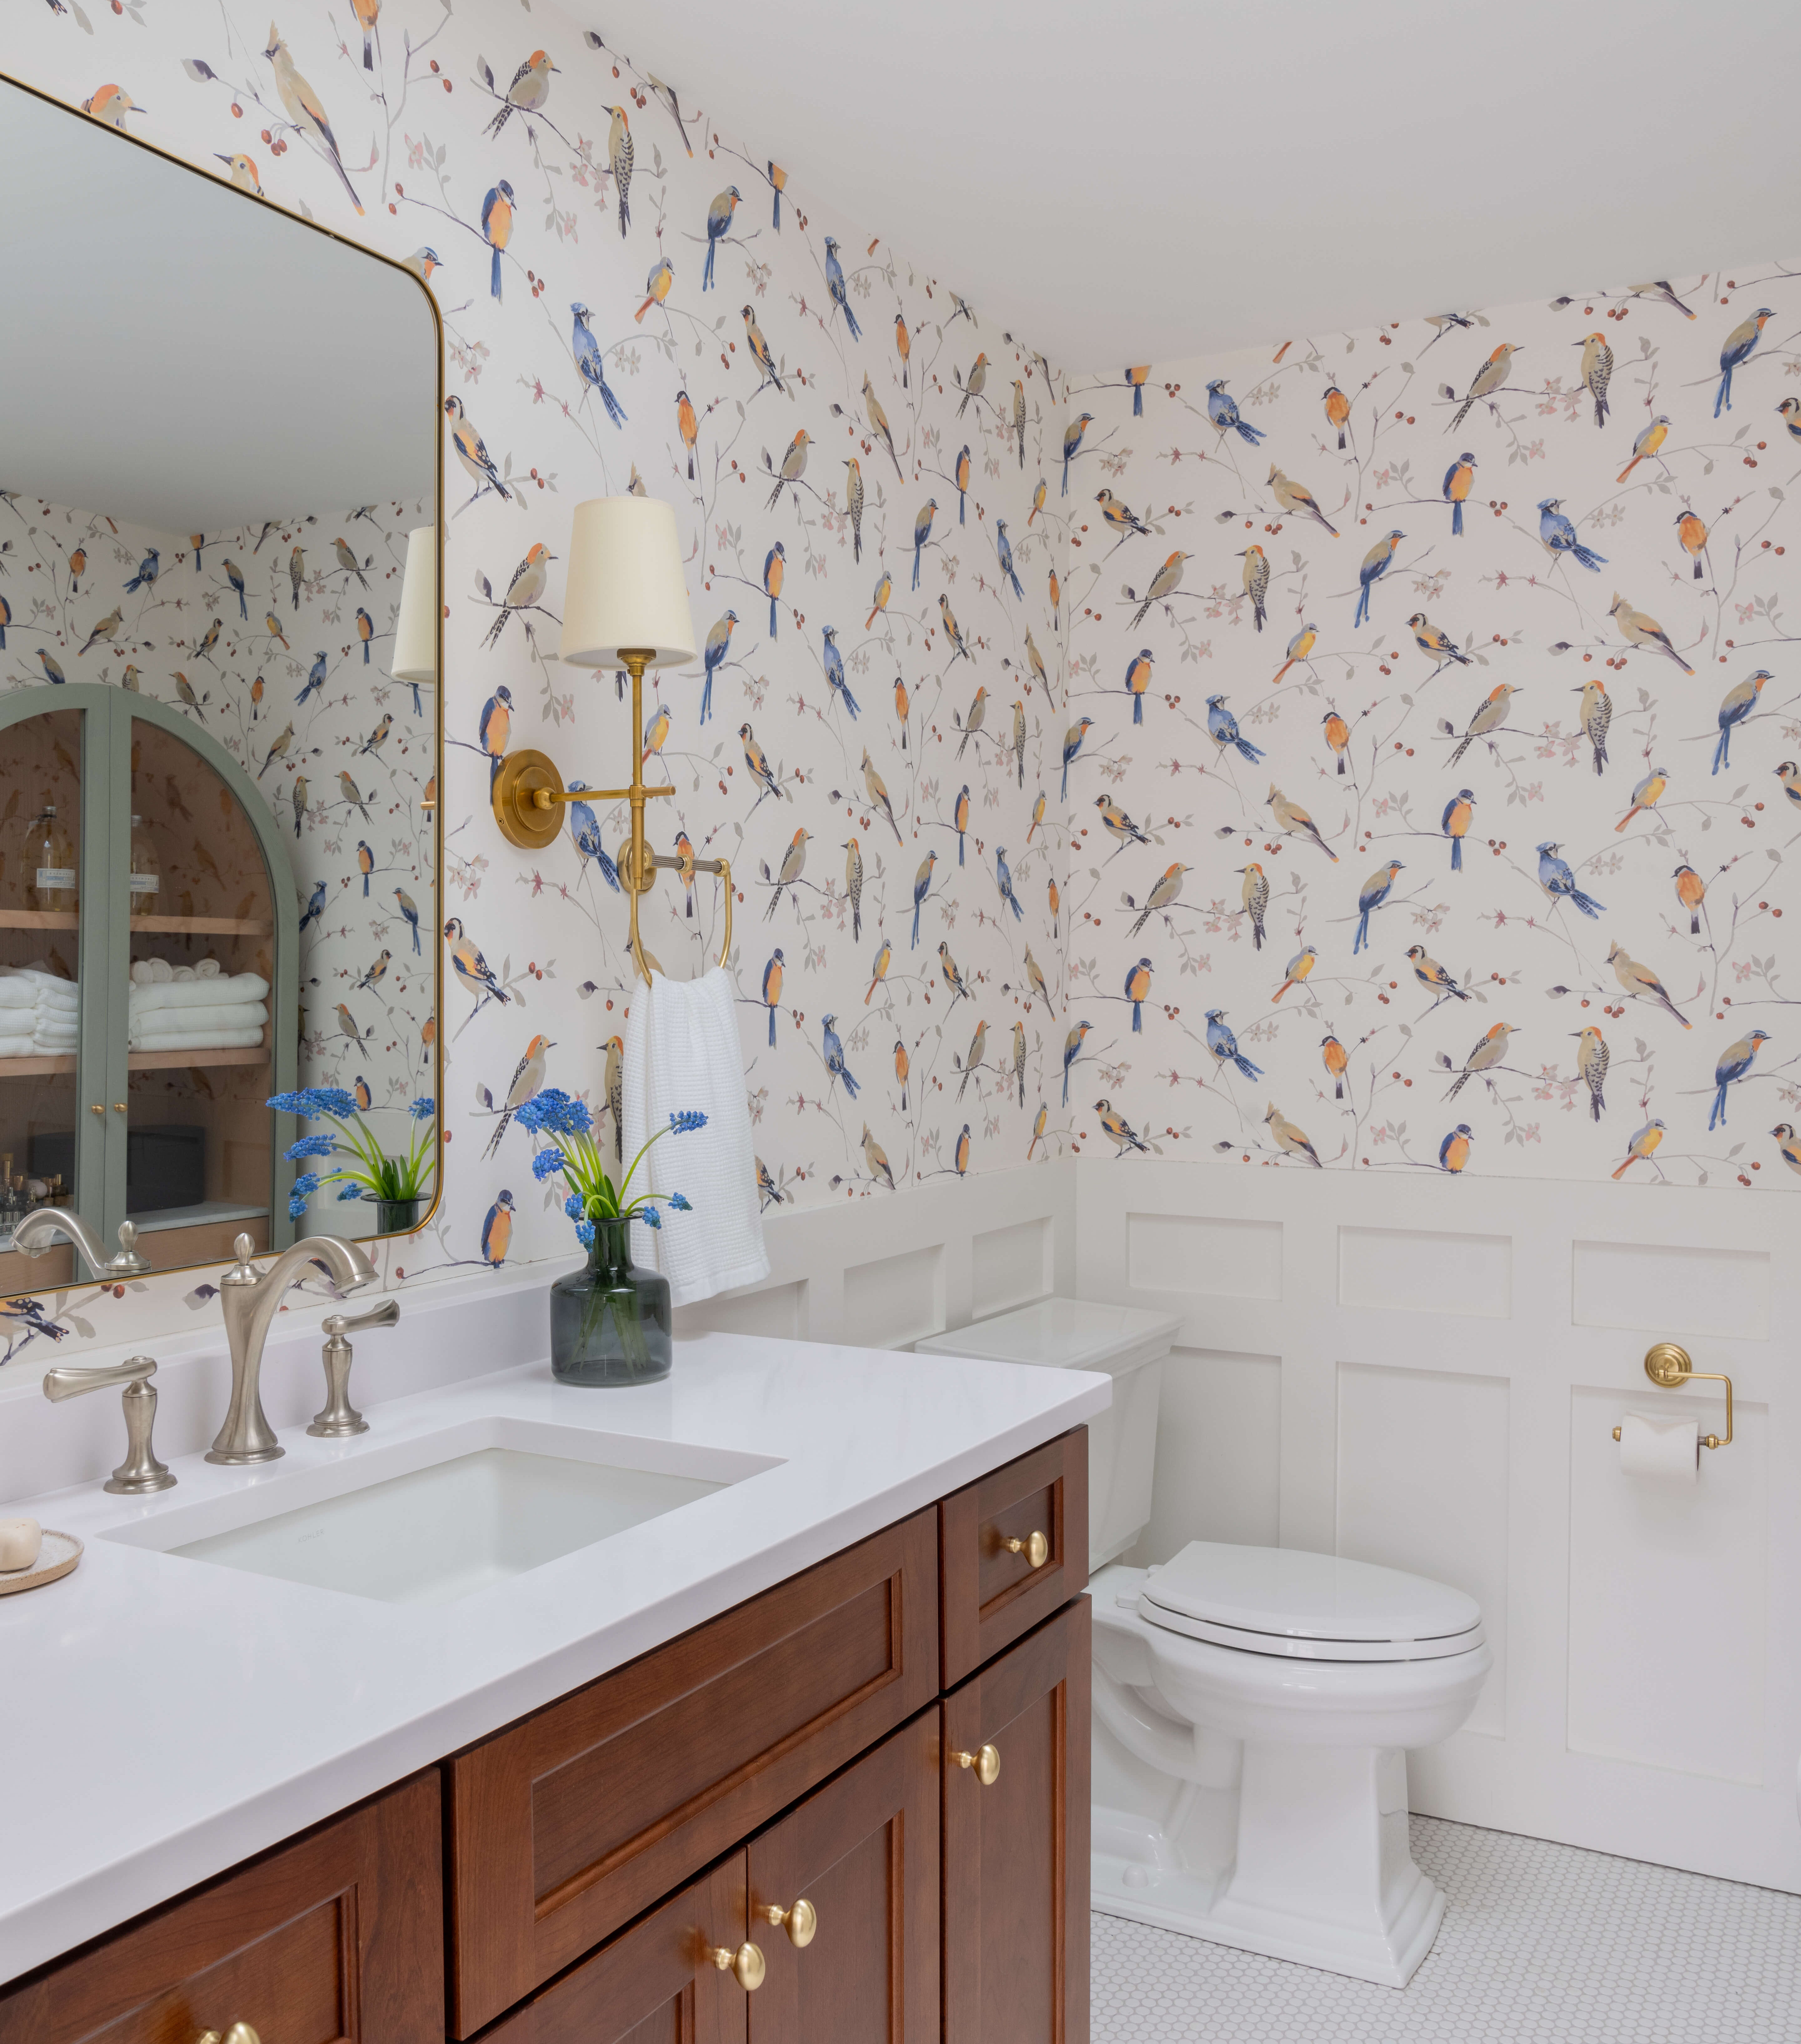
[626,848,732,987]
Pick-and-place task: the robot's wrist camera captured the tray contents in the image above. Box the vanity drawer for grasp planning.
[939,1428,1087,1687]
[0,1773,441,2044]
[444,1506,939,2036]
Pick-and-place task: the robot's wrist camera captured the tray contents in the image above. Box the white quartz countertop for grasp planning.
[0,1329,1109,1984]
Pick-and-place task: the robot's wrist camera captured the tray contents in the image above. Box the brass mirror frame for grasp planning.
[0,66,445,1263]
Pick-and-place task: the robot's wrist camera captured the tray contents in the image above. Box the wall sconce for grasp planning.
[392,524,437,811]
[490,496,731,982]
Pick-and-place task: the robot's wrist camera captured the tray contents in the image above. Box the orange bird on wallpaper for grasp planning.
[264,25,364,215]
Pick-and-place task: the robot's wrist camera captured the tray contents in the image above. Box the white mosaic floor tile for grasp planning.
[1091,1816,1801,2043]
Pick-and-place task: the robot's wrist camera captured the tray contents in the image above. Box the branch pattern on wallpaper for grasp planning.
[1065,271,1801,1187]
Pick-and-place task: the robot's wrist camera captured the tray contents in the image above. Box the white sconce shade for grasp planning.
[559,496,696,669]
[390,524,438,684]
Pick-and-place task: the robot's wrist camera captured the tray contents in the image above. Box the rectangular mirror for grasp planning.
[0,72,441,1285]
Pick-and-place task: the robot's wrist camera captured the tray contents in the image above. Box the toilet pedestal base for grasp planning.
[1092,1742,1446,1989]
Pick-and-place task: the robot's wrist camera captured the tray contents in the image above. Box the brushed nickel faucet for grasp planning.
[12,1206,151,1279]
[207,1232,379,1465]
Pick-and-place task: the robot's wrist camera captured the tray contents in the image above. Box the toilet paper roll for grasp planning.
[1617,1410,1697,1481]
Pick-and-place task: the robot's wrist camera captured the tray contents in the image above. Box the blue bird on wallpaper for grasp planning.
[1715,307,1772,416]
[1206,694,1264,764]
[1124,957,1151,1032]
[1061,716,1095,800]
[763,540,785,636]
[701,612,738,724]
[123,547,159,593]
[911,849,938,949]
[1442,789,1475,870]
[912,500,936,592]
[822,1013,860,1098]
[1062,412,1093,497]
[297,652,327,704]
[481,181,514,300]
[571,304,627,426]
[480,1189,515,1267]
[225,558,247,618]
[1443,454,1475,536]
[1536,841,1605,918]
[392,886,421,955]
[823,235,861,340]
[35,650,66,685]
[761,949,784,1047]
[1710,1029,1771,1130]
[1062,1020,1092,1105]
[298,880,326,934]
[1537,499,1606,572]
[1205,1009,1263,1082]
[1714,670,1772,774]
[479,683,513,788]
[356,608,374,661]
[1353,858,1404,955]
[567,782,621,891]
[1354,531,1404,628]
[953,783,970,865]
[995,519,1024,600]
[357,841,373,896]
[823,626,859,719]
[703,186,741,290]
[996,845,1023,921]
[1205,379,1264,444]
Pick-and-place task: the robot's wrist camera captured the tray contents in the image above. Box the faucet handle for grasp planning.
[42,1355,174,1494]
[309,1297,396,1438]
[322,1297,400,1339]
[106,1220,150,1278]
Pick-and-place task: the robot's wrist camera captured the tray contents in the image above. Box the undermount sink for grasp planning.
[104,1417,780,1607]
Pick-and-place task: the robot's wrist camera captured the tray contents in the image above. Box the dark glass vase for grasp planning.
[370,1194,421,1234]
[550,1218,672,1385]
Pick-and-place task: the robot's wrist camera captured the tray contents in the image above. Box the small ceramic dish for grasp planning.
[0,1530,82,1596]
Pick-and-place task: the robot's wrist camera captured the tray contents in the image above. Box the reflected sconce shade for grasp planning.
[558,495,697,669]
[492,497,728,983]
[389,524,439,684]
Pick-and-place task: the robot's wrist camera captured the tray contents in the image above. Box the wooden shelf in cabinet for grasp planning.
[0,1046,270,1078]
[0,910,78,930]
[130,914,273,936]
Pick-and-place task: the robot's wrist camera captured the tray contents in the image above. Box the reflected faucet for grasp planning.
[12,1207,151,1279]
[207,1232,379,1465]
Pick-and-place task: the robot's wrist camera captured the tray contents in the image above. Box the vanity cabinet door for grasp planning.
[478,1854,749,2044]
[746,1710,939,2044]
[940,1429,1087,1688]
[0,1773,441,2044]
[941,1599,1090,2044]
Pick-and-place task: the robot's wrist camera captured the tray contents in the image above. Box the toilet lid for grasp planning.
[1138,1542,1484,1664]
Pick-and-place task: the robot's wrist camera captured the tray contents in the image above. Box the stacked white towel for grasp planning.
[0,967,79,1057]
[623,965,770,1307]
[128,971,269,1051]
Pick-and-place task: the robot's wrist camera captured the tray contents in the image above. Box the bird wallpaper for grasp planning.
[0,498,436,1132]
[7,6,1801,1368]
[2,0,1066,1355]
[1062,276,1801,1187]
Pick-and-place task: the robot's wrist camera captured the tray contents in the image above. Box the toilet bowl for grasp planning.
[1091,1545,1491,1987]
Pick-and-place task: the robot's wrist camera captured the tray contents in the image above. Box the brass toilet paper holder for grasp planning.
[1612,1342,1734,1451]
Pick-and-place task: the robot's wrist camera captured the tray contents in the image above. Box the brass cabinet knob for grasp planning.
[112,1102,127,1113]
[760,1897,817,1947]
[952,1743,1001,1786]
[194,2029,260,2044]
[708,1941,766,1992]
[1000,1529,1049,1568]
[89,1103,105,1117]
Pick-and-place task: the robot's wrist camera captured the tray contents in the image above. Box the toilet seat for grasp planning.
[1137,1541,1485,1665]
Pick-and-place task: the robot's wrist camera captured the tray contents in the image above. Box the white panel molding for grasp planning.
[1075,1155,1801,1894]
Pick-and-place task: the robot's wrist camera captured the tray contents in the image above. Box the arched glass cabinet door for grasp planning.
[0,684,298,1286]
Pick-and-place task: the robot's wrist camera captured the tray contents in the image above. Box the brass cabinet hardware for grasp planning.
[951,1743,1001,1786]
[706,1940,766,1991]
[112,1101,126,1112]
[89,1102,104,1117]
[1000,1530,1049,1568]
[193,2027,260,2044]
[1611,1342,1735,1452]
[760,1897,817,1947]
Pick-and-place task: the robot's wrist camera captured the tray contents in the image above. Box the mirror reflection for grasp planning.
[0,75,441,1286]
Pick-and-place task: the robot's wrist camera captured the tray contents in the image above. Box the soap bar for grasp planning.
[0,1518,43,1572]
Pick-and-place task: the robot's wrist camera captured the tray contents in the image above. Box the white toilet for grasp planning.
[917,1297,1492,1990]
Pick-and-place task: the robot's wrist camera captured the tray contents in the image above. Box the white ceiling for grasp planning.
[596,0,1801,368]
[0,81,435,532]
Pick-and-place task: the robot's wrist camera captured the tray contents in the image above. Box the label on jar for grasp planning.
[129,873,159,894]
[35,868,76,889]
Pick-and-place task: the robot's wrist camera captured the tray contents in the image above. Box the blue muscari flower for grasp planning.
[668,1192,692,1211]
[268,1086,359,1120]
[668,1109,708,1134]
[285,1134,338,1160]
[641,1204,662,1229]
[409,1097,436,1121]
[516,1088,595,1139]
[563,1191,584,1219]
[531,1146,568,1183]
[336,1182,365,1200]
[288,1171,322,1220]
[574,1219,595,1248]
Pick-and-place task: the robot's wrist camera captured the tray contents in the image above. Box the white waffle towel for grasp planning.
[623,965,769,1307]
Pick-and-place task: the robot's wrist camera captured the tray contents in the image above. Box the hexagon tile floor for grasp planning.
[1091,1815,1801,2042]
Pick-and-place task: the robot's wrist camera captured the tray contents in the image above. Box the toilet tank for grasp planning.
[915,1298,1181,1568]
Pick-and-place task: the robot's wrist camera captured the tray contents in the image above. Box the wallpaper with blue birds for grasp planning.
[1065,275,1801,1186]
[4,0,1068,1357]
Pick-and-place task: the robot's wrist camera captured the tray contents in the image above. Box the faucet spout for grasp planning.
[207,1232,379,1465]
[12,1206,150,1278]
